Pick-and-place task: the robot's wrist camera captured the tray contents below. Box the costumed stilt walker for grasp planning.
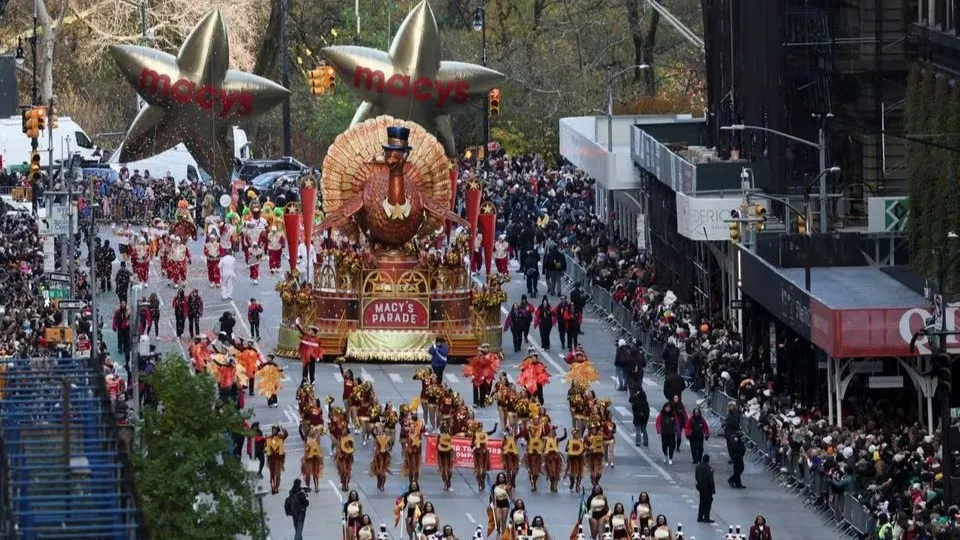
[370,425,392,491]
[463,344,499,407]
[501,426,520,488]
[301,425,325,492]
[402,413,425,484]
[265,426,288,495]
[565,428,586,493]
[335,426,356,490]
[586,418,606,488]
[545,425,568,492]
[518,350,550,405]
[436,425,454,491]
[470,420,499,491]
[204,232,222,287]
[521,410,545,492]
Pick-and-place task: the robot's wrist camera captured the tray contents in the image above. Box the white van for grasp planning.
[0,115,98,169]
[107,126,251,187]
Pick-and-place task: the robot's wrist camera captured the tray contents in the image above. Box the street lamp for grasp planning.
[14,37,24,67]
[606,64,651,153]
[721,120,833,233]
[473,4,488,178]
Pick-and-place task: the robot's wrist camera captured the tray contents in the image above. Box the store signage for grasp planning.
[676,193,766,241]
[868,376,904,389]
[361,298,429,329]
[867,196,909,233]
[424,435,503,470]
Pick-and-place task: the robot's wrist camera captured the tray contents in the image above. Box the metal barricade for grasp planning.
[841,492,877,536]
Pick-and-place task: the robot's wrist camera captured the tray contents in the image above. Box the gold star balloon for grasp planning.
[321,0,505,156]
[109,9,291,186]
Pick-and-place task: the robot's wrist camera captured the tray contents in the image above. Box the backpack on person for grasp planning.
[284,495,294,516]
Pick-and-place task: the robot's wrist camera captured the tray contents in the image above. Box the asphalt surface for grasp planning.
[93,227,837,540]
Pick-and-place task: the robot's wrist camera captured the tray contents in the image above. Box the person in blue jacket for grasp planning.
[429,335,449,381]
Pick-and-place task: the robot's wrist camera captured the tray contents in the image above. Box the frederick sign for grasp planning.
[361,298,430,329]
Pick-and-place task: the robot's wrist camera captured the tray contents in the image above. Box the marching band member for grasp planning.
[521,411,546,492]
[510,499,529,536]
[501,426,520,488]
[402,413,425,484]
[587,486,609,540]
[414,369,440,432]
[529,516,551,540]
[353,381,377,444]
[436,424,454,491]
[545,425,568,492]
[586,419,606,488]
[609,503,633,539]
[402,482,424,540]
[438,387,456,432]
[131,236,150,283]
[168,236,190,288]
[328,405,349,454]
[470,420,499,491]
[267,225,284,274]
[631,492,653,532]
[265,425,288,495]
[382,402,399,448]
[343,491,363,540]
[204,232,222,287]
[493,372,511,431]
[301,425,324,493]
[418,501,440,539]
[602,406,617,468]
[370,425,392,491]
[565,427,586,493]
[339,364,357,428]
[357,515,375,540]
[488,472,512,540]
[335,427,356,491]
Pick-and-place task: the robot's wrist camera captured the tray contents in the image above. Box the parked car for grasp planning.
[247,171,301,206]
[234,157,310,183]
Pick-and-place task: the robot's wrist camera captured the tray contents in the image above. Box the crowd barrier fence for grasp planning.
[554,248,878,538]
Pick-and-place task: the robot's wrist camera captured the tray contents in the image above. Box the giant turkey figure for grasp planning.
[317,124,467,247]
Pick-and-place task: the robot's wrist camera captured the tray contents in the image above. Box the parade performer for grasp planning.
[353,381,377,444]
[631,492,653,532]
[565,427,586,493]
[419,502,440,539]
[401,482,423,540]
[436,425,455,491]
[295,322,323,384]
[397,404,411,452]
[501,426,520,487]
[414,368,440,431]
[521,411,546,492]
[131,236,150,283]
[168,237,190,288]
[267,225,284,274]
[343,491,363,540]
[296,381,317,419]
[158,235,171,283]
[518,350,550,405]
[402,413,425,484]
[610,503,633,539]
[382,402,399,448]
[438,387,456,432]
[493,234,509,274]
[219,219,235,255]
[545,425,568,492]
[493,372,512,431]
[370,425,392,491]
[601,403,617,468]
[188,337,212,374]
[568,383,593,434]
[586,418,606,487]
[248,242,264,284]
[511,499,529,536]
[300,397,325,442]
[301,425,324,493]
[488,472,512,539]
[242,220,261,263]
[335,427,356,491]
[255,354,283,407]
[340,365,358,428]
[204,232,221,287]
[328,405,348,453]
[471,420,499,491]
[265,426,288,495]
[237,341,260,397]
[587,486,610,540]
[463,343,499,407]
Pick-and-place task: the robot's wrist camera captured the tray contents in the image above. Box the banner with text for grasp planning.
[676,193,765,241]
[424,435,504,470]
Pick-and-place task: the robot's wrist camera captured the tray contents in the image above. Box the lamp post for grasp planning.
[473,4,488,178]
[801,166,841,290]
[31,0,38,106]
[14,37,25,67]
[605,64,651,153]
[721,118,833,232]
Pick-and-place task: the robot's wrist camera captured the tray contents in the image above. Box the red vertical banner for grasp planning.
[479,202,497,275]
[283,207,301,271]
[446,161,458,237]
[465,180,482,271]
[300,177,318,251]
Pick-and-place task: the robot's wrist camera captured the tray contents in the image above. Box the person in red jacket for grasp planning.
[748,515,773,540]
[684,407,710,465]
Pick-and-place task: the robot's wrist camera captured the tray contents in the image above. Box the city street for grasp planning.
[94,228,836,539]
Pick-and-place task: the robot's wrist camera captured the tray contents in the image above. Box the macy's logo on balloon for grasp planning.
[353,67,469,107]
[138,69,254,118]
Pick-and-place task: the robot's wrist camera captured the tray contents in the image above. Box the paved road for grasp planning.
[92,228,836,540]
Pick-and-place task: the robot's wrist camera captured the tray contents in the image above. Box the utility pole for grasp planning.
[130,284,140,423]
[31,0,38,106]
[818,124,828,233]
[88,173,98,359]
[280,0,292,157]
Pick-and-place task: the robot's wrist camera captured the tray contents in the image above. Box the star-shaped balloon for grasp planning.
[109,10,290,186]
[322,0,505,156]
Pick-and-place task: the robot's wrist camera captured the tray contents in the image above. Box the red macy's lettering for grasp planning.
[138,69,254,118]
[353,67,469,107]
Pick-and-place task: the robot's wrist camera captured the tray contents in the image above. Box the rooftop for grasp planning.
[779,266,924,309]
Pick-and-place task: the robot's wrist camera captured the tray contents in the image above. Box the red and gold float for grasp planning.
[274,115,504,362]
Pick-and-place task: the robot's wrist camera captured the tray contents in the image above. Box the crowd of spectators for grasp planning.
[466,152,955,538]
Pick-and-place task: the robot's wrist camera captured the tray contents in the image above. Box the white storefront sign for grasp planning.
[676,193,765,241]
[868,376,904,389]
[636,214,647,251]
[43,236,55,273]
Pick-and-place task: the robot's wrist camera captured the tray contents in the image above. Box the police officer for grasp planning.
[727,430,746,489]
[694,454,715,523]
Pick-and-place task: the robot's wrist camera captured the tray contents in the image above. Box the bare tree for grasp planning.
[35,0,69,103]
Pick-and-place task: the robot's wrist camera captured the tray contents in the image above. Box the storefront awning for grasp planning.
[345,330,432,362]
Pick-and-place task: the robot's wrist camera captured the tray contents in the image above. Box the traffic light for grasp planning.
[21,109,28,134]
[796,216,807,235]
[728,208,741,242]
[24,108,41,139]
[754,203,767,232]
[28,151,41,185]
[35,107,45,132]
[322,66,336,93]
[488,88,501,117]
[49,108,58,129]
[306,69,324,95]
[464,148,473,160]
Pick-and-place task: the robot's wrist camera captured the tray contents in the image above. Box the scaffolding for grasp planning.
[0,357,144,539]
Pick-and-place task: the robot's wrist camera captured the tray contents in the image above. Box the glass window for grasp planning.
[74,131,94,149]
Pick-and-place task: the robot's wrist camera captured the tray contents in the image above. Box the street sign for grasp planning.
[730,299,752,310]
[42,236,55,272]
[39,204,75,236]
[47,272,72,283]
[46,288,70,300]
[56,300,85,310]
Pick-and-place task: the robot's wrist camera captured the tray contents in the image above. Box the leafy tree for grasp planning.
[133,355,263,540]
